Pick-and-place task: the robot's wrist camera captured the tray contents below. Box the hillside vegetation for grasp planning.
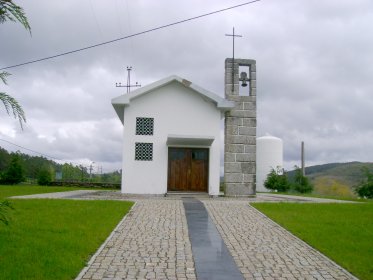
[289,162,373,198]
[0,146,121,185]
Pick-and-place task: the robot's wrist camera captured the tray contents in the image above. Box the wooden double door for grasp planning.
[167,148,209,192]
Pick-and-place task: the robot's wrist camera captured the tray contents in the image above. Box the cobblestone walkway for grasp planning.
[77,200,196,280]
[203,200,357,280]
[12,191,358,279]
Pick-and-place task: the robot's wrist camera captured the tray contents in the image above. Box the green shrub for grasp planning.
[264,167,290,192]
[37,168,52,186]
[290,166,313,193]
[355,167,373,199]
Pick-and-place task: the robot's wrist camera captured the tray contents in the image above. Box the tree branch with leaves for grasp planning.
[0,0,31,32]
[0,0,31,129]
[1,72,26,128]
[0,0,30,225]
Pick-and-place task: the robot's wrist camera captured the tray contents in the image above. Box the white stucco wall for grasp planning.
[121,81,222,195]
[256,135,283,192]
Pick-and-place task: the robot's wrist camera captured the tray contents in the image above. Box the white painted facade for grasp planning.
[112,76,234,195]
[256,135,283,192]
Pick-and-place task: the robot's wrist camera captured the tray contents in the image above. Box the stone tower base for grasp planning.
[224,58,256,196]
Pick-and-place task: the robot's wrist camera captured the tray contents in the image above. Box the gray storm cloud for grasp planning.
[1,0,373,171]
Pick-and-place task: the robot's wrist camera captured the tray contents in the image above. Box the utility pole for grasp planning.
[89,162,95,181]
[301,141,305,176]
[80,165,84,182]
[97,166,103,182]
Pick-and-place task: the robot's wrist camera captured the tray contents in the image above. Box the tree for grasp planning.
[37,167,52,185]
[264,167,290,192]
[22,154,56,182]
[0,146,11,171]
[1,152,25,184]
[0,0,31,29]
[291,166,313,193]
[354,167,373,199]
[0,0,31,128]
[62,163,85,182]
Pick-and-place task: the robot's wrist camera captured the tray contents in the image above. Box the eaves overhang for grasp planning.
[111,75,235,124]
[166,134,215,147]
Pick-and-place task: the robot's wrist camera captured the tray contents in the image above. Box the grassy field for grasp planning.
[252,203,373,280]
[264,190,370,202]
[0,185,134,280]
[0,185,97,199]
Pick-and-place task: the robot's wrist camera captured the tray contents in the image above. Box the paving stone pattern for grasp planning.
[78,200,196,280]
[20,191,357,280]
[203,200,357,280]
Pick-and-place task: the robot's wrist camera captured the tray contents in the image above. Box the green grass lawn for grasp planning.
[252,203,373,280]
[260,191,372,202]
[0,185,134,280]
[0,185,101,199]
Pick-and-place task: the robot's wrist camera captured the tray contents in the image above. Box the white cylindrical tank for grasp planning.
[256,135,283,192]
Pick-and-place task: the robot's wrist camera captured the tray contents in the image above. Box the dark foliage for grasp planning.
[354,168,373,199]
[264,168,290,192]
[291,166,313,193]
[0,153,25,184]
[0,146,121,184]
[49,181,120,189]
[0,147,11,171]
[37,167,52,185]
[22,154,55,180]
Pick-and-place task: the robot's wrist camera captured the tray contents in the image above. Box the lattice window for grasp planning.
[135,142,153,161]
[136,117,154,135]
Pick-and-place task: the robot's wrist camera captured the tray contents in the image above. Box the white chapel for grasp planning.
[112,58,257,196]
[112,75,234,196]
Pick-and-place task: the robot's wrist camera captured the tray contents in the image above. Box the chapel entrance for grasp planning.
[167,148,209,192]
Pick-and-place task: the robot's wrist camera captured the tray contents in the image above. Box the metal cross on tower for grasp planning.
[116,66,141,94]
[225,27,242,92]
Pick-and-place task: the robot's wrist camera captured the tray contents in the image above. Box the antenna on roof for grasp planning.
[116,66,141,93]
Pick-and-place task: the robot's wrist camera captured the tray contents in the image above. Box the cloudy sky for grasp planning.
[1,0,373,173]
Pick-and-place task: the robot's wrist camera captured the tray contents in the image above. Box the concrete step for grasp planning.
[165,192,211,198]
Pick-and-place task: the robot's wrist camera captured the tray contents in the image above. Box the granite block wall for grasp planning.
[224,58,256,196]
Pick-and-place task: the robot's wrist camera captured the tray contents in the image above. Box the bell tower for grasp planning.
[224,58,256,196]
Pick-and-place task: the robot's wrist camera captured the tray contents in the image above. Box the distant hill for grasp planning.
[288,162,373,197]
[303,162,373,185]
